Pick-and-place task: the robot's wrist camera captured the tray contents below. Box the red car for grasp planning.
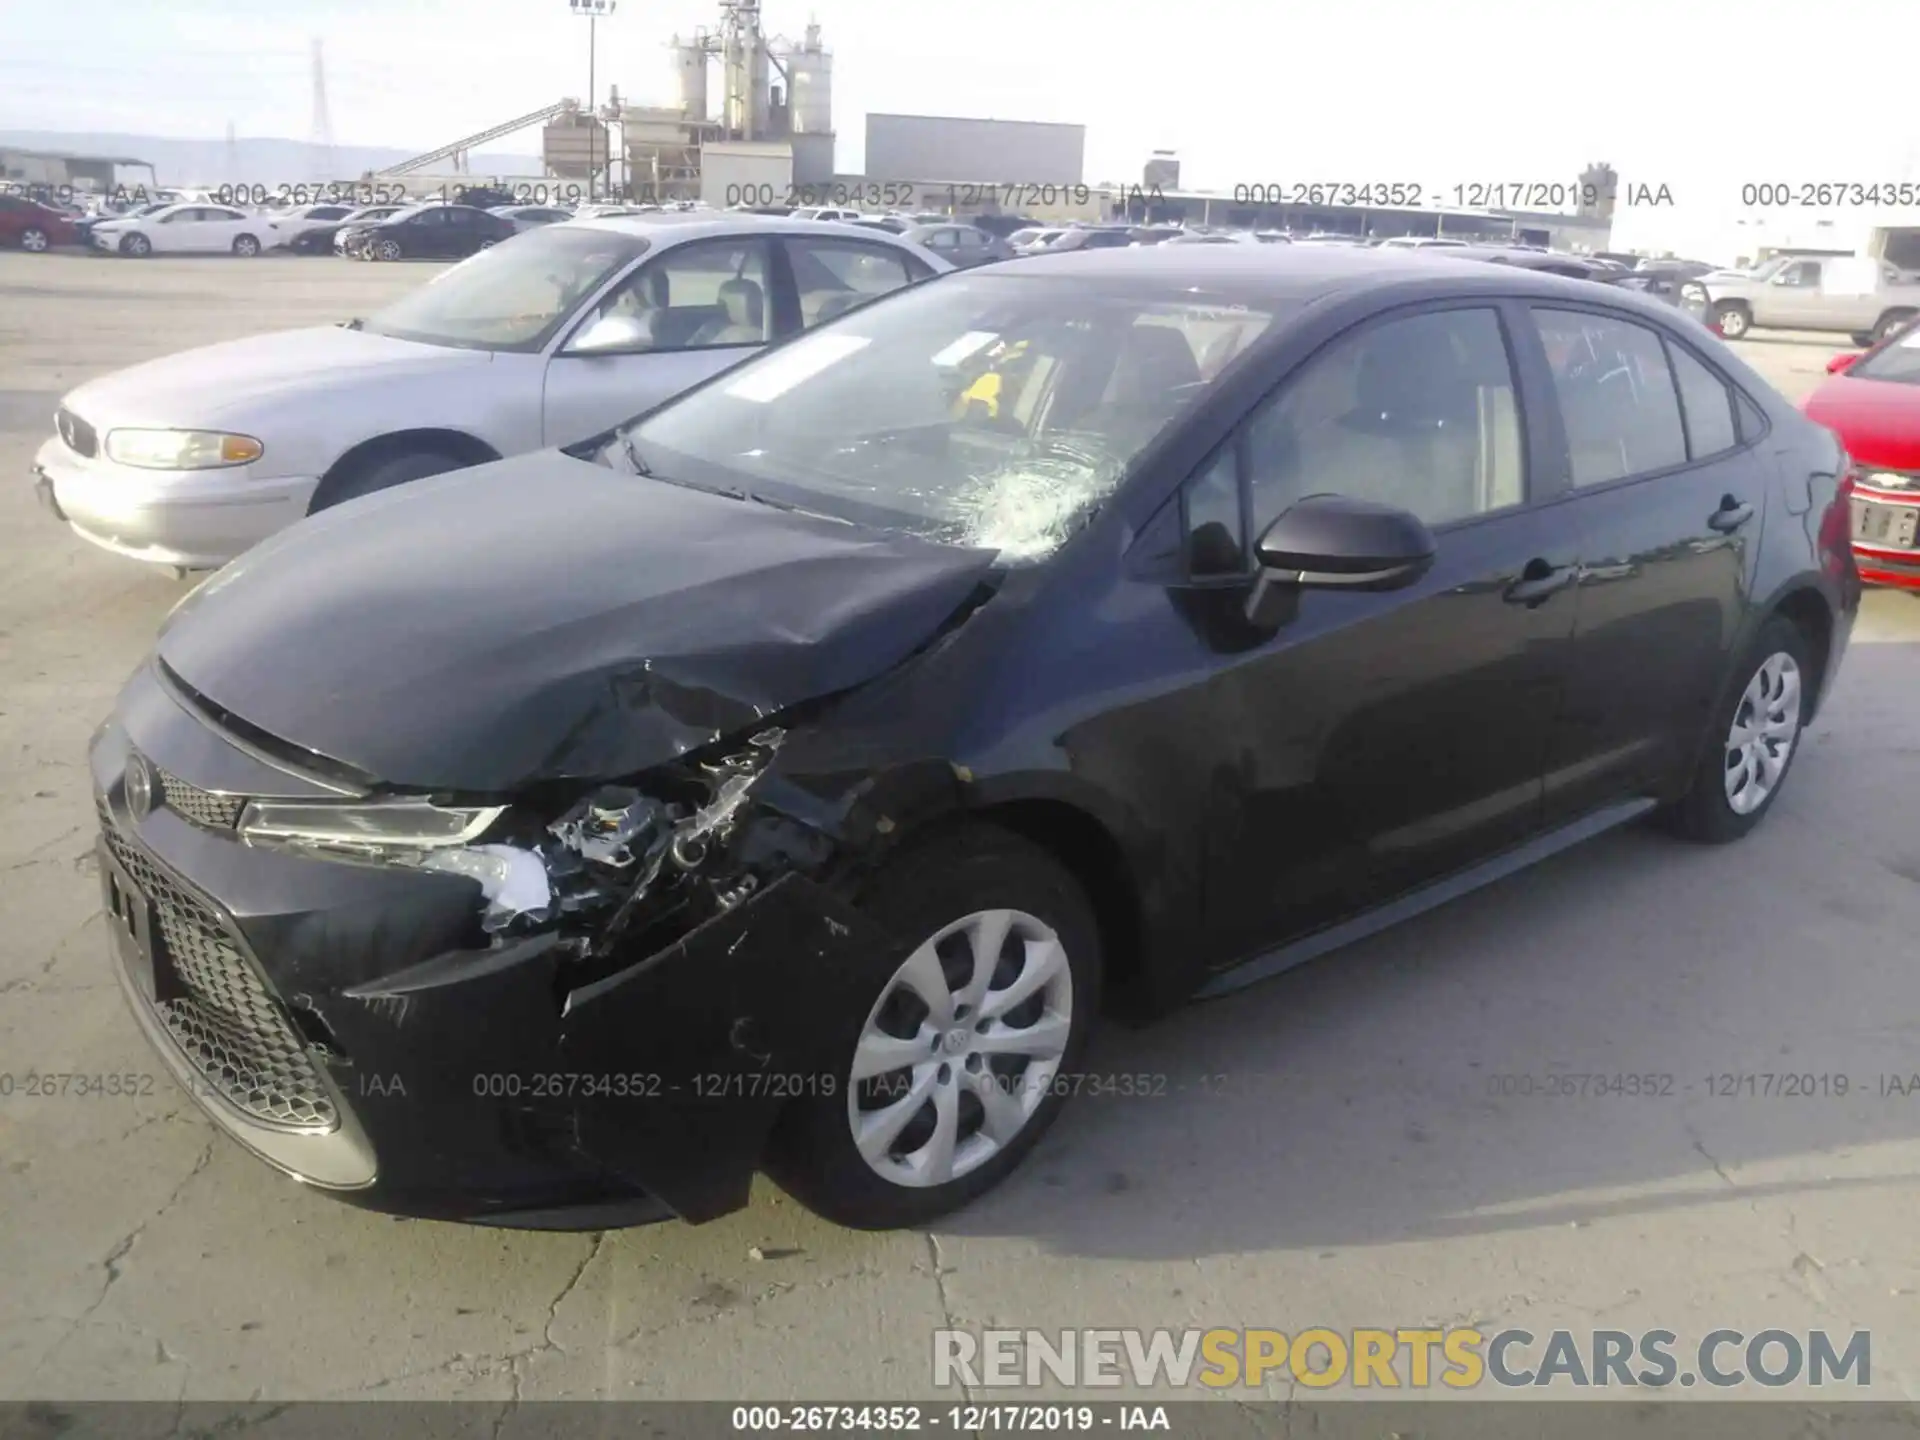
[1804,315,1920,590]
[0,192,79,252]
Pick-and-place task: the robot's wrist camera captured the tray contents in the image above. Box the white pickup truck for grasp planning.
[1682,255,1920,345]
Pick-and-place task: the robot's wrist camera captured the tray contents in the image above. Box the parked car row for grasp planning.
[2,192,671,260]
[36,225,1880,1240]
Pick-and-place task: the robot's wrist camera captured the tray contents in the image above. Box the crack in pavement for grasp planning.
[544,1230,608,1352]
[924,1231,974,1408]
[30,1140,215,1379]
[1,822,84,872]
[341,1232,609,1403]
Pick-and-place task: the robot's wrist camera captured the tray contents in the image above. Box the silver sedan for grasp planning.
[32,215,950,572]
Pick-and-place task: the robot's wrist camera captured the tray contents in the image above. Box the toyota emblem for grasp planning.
[124,754,156,820]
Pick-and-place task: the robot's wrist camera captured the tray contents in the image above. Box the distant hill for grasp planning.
[0,130,544,189]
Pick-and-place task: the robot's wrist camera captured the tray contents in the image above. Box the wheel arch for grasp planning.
[969,797,1146,1010]
[308,428,502,513]
[1769,583,1836,719]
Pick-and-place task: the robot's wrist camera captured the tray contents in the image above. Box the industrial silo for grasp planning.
[674,35,710,123]
[787,23,833,135]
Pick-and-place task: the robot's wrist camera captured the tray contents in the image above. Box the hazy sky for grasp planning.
[4,0,1917,253]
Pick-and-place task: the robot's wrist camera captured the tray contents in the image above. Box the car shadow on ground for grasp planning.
[933,635,1920,1261]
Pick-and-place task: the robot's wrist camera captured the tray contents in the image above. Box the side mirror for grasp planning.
[1243,495,1435,626]
[566,313,652,355]
[1827,352,1860,374]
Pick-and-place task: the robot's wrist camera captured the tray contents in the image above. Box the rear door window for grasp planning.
[1531,309,1688,485]
[784,238,917,327]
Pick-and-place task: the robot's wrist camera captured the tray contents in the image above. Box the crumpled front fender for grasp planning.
[555,873,901,1221]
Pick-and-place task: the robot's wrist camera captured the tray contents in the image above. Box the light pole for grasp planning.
[569,0,615,201]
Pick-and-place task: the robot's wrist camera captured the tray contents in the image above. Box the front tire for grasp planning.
[120,232,151,257]
[1709,301,1751,339]
[1662,616,1812,844]
[308,446,467,512]
[764,825,1102,1230]
[373,238,402,262]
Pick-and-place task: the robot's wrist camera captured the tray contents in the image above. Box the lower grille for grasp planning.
[158,769,245,830]
[101,821,338,1132]
[57,406,97,459]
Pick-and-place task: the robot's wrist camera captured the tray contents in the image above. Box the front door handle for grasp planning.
[1504,559,1580,606]
[1709,497,1755,533]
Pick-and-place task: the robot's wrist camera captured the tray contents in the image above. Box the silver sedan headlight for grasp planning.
[104,428,265,470]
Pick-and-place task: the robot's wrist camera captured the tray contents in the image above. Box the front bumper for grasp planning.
[1856,547,1920,589]
[33,435,319,570]
[1852,482,1920,592]
[88,665,892,1227]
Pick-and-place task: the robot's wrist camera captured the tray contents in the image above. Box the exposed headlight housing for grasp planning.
[237,798,505,854]
[105,428,265,470]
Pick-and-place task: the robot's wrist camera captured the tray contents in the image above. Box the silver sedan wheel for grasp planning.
[1724,651,1801,815]
[847,908,1073,1189]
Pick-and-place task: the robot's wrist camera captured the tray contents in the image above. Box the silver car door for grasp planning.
[540,237,775,447]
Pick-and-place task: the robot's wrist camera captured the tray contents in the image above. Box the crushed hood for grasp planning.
[157,450,998,792]
[61,326,491,427]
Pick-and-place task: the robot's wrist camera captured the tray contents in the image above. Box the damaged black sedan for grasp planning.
[91,246,1859,1231]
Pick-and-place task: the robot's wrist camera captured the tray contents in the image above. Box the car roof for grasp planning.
[900,222,980,239]
[999,242,1698,316]
[1447,245,1600,268]
[570,213,933,245]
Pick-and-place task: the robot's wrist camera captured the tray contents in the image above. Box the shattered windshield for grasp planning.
[623,272,1286,562]
[360,225,650,353]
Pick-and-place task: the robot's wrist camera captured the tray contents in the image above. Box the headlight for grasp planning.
[238,798,505,853]
[105,428,265,470]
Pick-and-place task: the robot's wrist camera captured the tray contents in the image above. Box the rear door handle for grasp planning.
[1504,560,1580,606]
[1709,498,1755,533]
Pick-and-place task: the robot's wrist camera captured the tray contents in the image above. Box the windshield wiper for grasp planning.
[619,431,652,476]
[341,317,364,330]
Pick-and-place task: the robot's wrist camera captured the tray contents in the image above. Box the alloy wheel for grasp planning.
[1723,651,1801,815]
[22,228,48,252]
[847,908,1073,1189]
[375,239,401,261]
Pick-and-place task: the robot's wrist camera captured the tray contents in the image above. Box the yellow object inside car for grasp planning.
[955,339,1031,419]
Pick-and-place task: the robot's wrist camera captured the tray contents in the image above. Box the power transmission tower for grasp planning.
[309,38,335,183]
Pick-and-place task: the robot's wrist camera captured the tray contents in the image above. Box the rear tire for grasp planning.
[1709,301,1751,339]
[763,825,1102,1230]
[1871,309,1916,345]
[1661,616,1813,844]
[308,447,467,513]
[232,234,260,257]
[21,226,49,253]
